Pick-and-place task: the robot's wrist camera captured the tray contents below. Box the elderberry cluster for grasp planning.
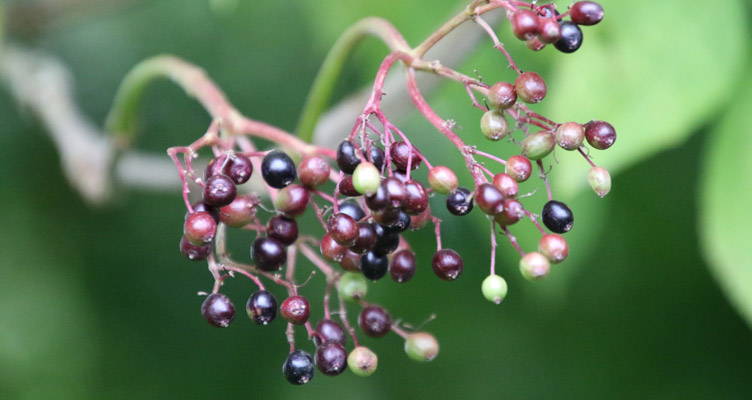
[510,1,605,53]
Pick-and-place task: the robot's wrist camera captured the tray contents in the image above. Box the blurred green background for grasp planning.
[1,0,752,398]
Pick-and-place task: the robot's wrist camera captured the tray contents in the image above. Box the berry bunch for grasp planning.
[165,0,614,385]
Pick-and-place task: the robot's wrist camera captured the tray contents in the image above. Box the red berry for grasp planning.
[328,213,358,247]
[494,198,525,226]
[514,72,547,104]
[506,155,533,182]
[280,295,310,325]
[570,1,604,25]
[486,82,517,110]
[273,184,310,217]
[539,234,569,263]
[511,9,540,40]
[475,183,505,215]
[184,211,217,245]
[179,236,212,261]
[359,306,391,338]
[320,233,346,262]
[299,156,331,188]
[492,173,519,198]
[432,249,463,281]
[219,194,258,228]
[403,180,428,215]
[584,120,616,150]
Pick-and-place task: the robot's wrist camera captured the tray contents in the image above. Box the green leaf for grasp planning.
[700,76,752,328]
[544,0,749,197]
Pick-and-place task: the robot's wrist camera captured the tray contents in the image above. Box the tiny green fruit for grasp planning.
[352,162,381,195]
[519,252,551,280]
[348,346,378,377]
[481,274,508,304]
[480,110,510,141]
[521,131,555,160]
[337,272,368,302]
[404,332,439,362]
[588,166,611,198]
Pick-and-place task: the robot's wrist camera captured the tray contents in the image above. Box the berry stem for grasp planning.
[432,217,443,251]
[501,226,525,257]
[489,220,498,275]
[390,324,410,339]
[338,296,360,347]
[536,159,553,201]
[474,15,522,74]
[298,243,336,281]
[578,146,598,167]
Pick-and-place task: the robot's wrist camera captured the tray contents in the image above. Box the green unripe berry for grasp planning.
[427,166,458,195]
[519,252,551,280]
[352,162,381,195]
[588,166,611,198]
[404,332,439,362]
[337,272,368,302]
[521,131,555,160]
[480,110,510,141]
[481,274,508,304]
[555,122,584,150]
[348,346,378,377]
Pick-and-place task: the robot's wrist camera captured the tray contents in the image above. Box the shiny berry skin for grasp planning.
[539,234,569,264]
[205,154,229,178]
[251,237,287,271]
[446,187,474,216]
[382,177,407,209]
[554,21,583,53]
[521,131,555,160]
[316,342,348,376]
[336,140,361,174]
[273,184,310,217]
[555,122,585,150]
[351,223,378,254]
[373,205,402,227]
[570,1,604,25]
[246,290,277,325]
[261,150,297,189]
[511,9,540,40]
[486,82,517,110]
[480,110,510,141]
[404,332,439,362]
[403,180,429,215]
[475,183,505,215]
[481,274,508,304]
[390,141,422,171]
[219,194,258,228]
[267,215,299,246]
[316,319,346,345]
[298,156,331,188]
[352,162,381,195]
[505,155,532,182]
[492,173,519,198]
[372,224,400,255]
[201,293,235,328]
[584,120,616,150]
[339,250,362,272]
[320,233,346,262]
[203,174,237,207]
[338,175,360,197]
[184,211,217,245]
[338,201,366,221]
[369,146,386,171]
[432,249,463,281]
[282,350,314,385]
[519,252,551,280]
[514,72,547,104]
[390,249,416,283]
[189,201,220,223]
[495,198,525,226]
[226,155,253,184]
[361,251,388,280]
[180,236,212,261]
[359,306,391,338]
[328,213,358,246]
[538,18,562,43]
[337,271,368,301]
[383,211,411,234]
[588,166,612,198]
[348,347,378,377]
[542,200,574,233]
[428,166,458,195]
[280,295,310,325]
[365,184,388,211]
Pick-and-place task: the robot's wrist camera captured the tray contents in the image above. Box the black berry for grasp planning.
[432,249,464,281]
[203,174,237,207]
[542,200,574,233]
[446,187,474,216]
[261,150,297,189]
[554,21,583,53]
[252,237,287,271]
[361,251,388,280]
[246,290,277,325]
[359,306,391,338]
[282,350,314,385]
[316,342,348,376]
[201,293,235,328]
[336,140,361,174]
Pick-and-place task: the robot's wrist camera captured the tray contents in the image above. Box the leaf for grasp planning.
[543,0,749,197]
[700,77,752,328]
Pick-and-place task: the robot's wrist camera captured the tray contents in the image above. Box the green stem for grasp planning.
[295,17,410,143]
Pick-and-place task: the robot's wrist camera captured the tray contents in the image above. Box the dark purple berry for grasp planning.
[361,251,388,280]
[351,223,378,254]
[219,194,258,228]
[180,236,212,261]
[226,155,253,184]
[283,350,314,385]
[267,215,299,246]
[320,233,346,262]
[554,21,583,53]
[542,200,574,233]
[203,174,237,207]
[184,211,217,245]
[189,201,219,223]
[432,249,463,281]
[261,150,297,189]
[328,213,358,247]
[372,224,400,255]
[390,249,416,283]
[511,9,540,40]
[281,295,310,325]
[475,183,505,215]
[389,141,421,172]
[201,293,235,328]
[338,201,366,221]
[246,290,277,325]
[316,319,346,345]
[584,120,616,150]
[382,177,407,209]
[403,180,428,215]
[336,140,361,174]
[446,187,474,216]
[316,342,348,376]
[359,306,391,338]
[382,211,411,234]
[365,184,388,211]
[570,1,604,25]
[369,146,385,171]
[338,175,360,197]
[252,237,287,271]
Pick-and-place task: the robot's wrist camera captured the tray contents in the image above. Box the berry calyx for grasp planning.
[404,332,439,362]
[316,342,348,376]
[184,211,217,245]
[428,166,459,195]
[446,187,474,216]
[252,236,287,271]
[584,120,616,150]
[390,249,416,283]
[348,346,378,377]
[298,156,331,188]
[521,131,556,160]
[505,155,533,182]
[481,274,508,304]
[475,183,506,215]
[315,319,346,345]
[570,1,604,26]
[180,236,212,261]
[337,272,369,302]
[432,249,464,281]
[273,184,310,217]
[511,9,540,40]
[542,200,574,234]
[267,215,299,246]
[480,110,510,141]
[519,252,551,280]
[538,234,569,264]
[336,140,361,174]
[280,295,310,325]
[352,162,381,195]
[486,82,517,110]
[203,174,237,207]
[361,251,389,280]
[246,290,277,325]
[359,306,391,338]
[587,166,612,198]
[261,150,297,189]
[219,194,258,228]
[514,72,547,104]
[555,122,585,150]
[201,293,235,328]
[282,350,314,385]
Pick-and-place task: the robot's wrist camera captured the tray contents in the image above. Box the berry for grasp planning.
[226,155,253,184]
[382,211,411,234]
[337,272,369,302]
[521,131,555,160]
[506,155,533,182]
[554,22,583,53]
[359,306,391,338]
[273,184,310,217]
[336,140,361,174]
[372,224,400,255]
[201,293,235,328]
[428,166,459,195]
[365,183,388,211]
[382,177,407,209]
[555,122,585,150]
[267,215,299,246]
[584,120,616,150]
[348,346,378,377]
[180,236,212,261]
[369,146,386,171]
[327,213,358,246]
[338,175,360,197]
[351,223,378,253]
[252,237,287,271]
[446,187,474,216]
[432,249,463,281]
[495,198,525,226]
[205,154,229,178]
[588,166,612,198]
[404,332,439,362]
[320,233,346,262]
[390,141,422,171]
[481,274,508,304]
[282,350,314,385]
[246,290,277,325]
[539,234,569,264]
[372,205,402,226]
[486,82,517,110]
[352,162,381,195]
[403,180,428,215]
[538,18,562,43]
[514,72,547,104]
[475,183,506,215]
[492,173,519,198]
[184,211,217,245]
[542,200,574,233]
[339,249,362,272]
[261,150,297,189]
[511,9,540,40]
[390,249,416,283]
[480,110,510,141]
[338,201,366,221]
[570,1,604,25]
[280,295,310,325]
[316,319,346,345]
[189,201,219,223]
[519,252,551,280]
[298,156,331,188]
[219,194,258,228]
[203,174,237,207]
[316,342,348,376]
[361,251,389,280]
